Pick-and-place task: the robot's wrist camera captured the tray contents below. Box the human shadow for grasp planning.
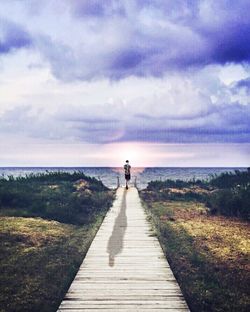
[107,188,127,267]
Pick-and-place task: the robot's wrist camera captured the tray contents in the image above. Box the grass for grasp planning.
[0,216,105,312]
[141,198,250,312]
[143,169,250,220]
[0,171,114,224]
[0,172,115,312]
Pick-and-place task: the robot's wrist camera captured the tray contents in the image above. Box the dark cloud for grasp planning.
[113,50,143,71]
[2,1,250,80]
[48,0,250,80]
[235,77,250,90]
[230,77,250,103]
[0,19,32,54]
[0,0,249,150]
[75,1,106,17]
[1,99,249,144]
[73,0,198,19]
[207,23,250,64]
[73,0,125,17]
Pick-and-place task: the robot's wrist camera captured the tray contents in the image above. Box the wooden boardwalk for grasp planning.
[58,187,190,311]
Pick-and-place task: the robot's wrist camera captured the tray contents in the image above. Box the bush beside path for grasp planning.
[140,170,250,312]
[0,172,115,312]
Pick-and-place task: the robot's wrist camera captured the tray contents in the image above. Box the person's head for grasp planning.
[126,160,129,163]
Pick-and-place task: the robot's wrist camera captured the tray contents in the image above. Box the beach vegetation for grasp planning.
[142,199,250,312]
[0,171,114,224]
[142,169,250,220]
[0,171,114,312]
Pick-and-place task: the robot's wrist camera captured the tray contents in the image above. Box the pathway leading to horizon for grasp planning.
[58,187,190,311]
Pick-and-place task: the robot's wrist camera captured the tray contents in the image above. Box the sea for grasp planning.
[0,167,246,190]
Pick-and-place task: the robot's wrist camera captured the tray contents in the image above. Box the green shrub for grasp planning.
[147,179,207,190]
[143,169,250,220]
[0,171,114,225]
[209,169,250,188]
[206,185,250,219]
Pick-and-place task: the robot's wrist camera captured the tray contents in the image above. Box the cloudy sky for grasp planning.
[0,0,250,167]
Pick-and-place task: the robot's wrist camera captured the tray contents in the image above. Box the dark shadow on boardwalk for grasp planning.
[107,188,127,267]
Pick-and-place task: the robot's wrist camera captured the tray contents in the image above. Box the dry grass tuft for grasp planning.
[144,199,250,312]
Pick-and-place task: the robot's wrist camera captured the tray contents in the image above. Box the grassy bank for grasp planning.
[145,169,250,220]
[0,171,114,224]
[140,197,250,312]
[0,216,104,312]
[0,172,115,312]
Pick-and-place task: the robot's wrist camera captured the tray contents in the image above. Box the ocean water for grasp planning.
[0,167,246,189]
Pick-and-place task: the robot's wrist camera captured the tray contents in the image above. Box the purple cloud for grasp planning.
[1,97,249,144]
[41,0,250,81]
[2,1,249,81]
[0,0,249,152]
[235,77,250,90]
[0,19,32,54]
[72,0,125,17]
[113,50,143,70]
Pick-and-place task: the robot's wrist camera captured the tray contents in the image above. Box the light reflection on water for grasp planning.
[0,167,246,190]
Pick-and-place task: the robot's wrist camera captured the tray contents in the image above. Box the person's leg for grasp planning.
[125,175,128,189]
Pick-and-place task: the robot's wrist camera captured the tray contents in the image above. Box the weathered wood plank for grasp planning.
[57,187,189,311]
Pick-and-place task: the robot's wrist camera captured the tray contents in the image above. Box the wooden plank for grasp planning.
[58,306,187,312]
[57,187,189,311]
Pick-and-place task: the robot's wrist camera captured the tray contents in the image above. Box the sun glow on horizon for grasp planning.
[101,142,149,167]
[0,140,249,167]
[103,142,196,167]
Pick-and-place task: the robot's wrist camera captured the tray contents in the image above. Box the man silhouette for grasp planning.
[124,160,131,189]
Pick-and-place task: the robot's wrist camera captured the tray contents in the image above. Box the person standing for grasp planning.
[124,160,131,189]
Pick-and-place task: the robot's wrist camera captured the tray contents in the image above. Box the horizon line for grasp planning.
[0,166,247,169]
